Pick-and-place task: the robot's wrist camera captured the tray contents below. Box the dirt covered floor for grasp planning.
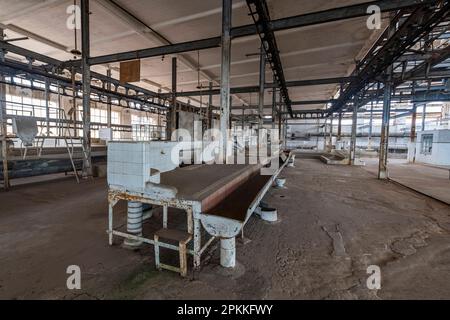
[1,156,450,299]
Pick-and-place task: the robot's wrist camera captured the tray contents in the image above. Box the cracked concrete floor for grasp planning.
[0,156,449,299]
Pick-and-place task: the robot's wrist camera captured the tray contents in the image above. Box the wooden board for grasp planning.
[120,60,141,83]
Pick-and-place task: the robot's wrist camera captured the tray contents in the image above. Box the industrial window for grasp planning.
[111,111,120,125]
[131,114,155,125]
[421,134,433,155]
[77,106,119,125]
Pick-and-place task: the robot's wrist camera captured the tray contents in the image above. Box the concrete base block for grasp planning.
[220,237,236,268]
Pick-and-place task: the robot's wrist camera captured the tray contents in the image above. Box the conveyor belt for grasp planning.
[160,164,261,212]
[204,156,286,221]
[205,173,270,221]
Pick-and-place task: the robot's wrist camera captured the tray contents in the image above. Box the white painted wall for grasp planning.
[413,129,450,166]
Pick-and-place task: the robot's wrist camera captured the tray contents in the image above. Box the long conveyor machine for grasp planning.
[107,141,291,274]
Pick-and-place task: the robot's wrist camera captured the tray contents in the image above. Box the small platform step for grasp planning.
[154,228,192,277]
[154,228,192,244]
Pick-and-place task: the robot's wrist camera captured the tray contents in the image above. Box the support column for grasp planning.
[258,45,265,129]
[421,103,427,131]
[367,101,374,150]
[329,115,333,150]
[81,0,92,177]
[45,79,50,136]
[378,80,393,179]
[411,103,417,142]
[337,111,342,142]
[207,81,213,130]
[171,57,177,138]
[409,102,418,163]
[0,28,9,189]
[106,67,112,129]
[272,80,276,130]
[349,100,358,165]
[283,103,287,150]
[219,0,232,163]
[278,93,282,139]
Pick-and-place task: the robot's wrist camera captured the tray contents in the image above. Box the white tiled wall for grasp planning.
[107,141,179,192]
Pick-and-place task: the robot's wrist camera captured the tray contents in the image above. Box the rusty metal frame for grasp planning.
[107,189,215,270]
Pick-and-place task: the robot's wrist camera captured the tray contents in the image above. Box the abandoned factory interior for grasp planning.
[1,0,450,302]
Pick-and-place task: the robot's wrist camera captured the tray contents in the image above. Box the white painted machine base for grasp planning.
[255,206,278,222]
[123,201,143,248]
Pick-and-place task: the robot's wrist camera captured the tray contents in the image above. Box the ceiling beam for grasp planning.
[72,0,431,66]
[95,0,248,107]
[158,76,356,98]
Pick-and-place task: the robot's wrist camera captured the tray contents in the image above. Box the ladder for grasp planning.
[60,107,92,183]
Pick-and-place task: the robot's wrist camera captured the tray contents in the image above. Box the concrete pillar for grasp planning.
[220,237,236,268]
[378,80,392,179]
[81,0,92,177]
[258,45,265,129]
[219,0,232,162]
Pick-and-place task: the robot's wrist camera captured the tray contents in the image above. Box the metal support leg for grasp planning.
[179,242,187,277]
[193,216,202,269]
[187,208,193,234]
[154,234,160,269]
[163,205,168,229]
[108,203,114,245]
